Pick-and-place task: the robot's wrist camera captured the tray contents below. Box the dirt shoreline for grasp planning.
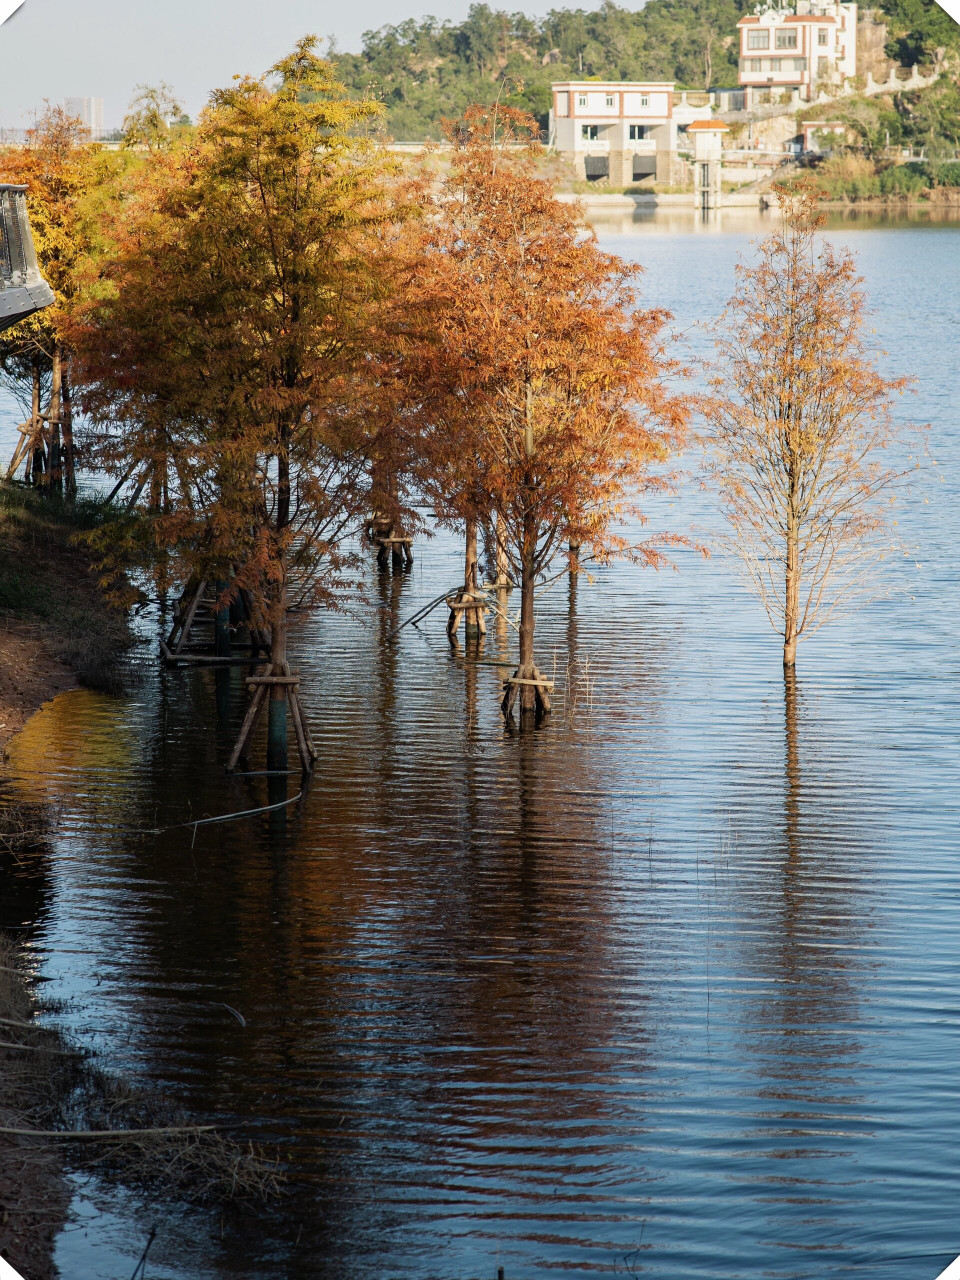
[0,622,80,753]
[0,482,134,756]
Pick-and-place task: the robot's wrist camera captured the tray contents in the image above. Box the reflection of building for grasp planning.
[64,96,104,140]
[737,0,857,108]
[549,81,679,184]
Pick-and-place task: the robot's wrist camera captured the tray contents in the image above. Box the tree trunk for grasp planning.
[215,580,232,657]
[48,345,63,493]
[29,358,42,485]
[269,422,292,771]
[465,517,478,592]
[464,517,480,639]
[61,363,76,497]
[495,511,510,587]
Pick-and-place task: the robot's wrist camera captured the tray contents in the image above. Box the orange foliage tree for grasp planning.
[73,40,406,770]
[402,107,688,718]
[708,180,917,670]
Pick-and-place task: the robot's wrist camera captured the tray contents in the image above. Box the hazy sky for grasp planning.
[0,0,489,130]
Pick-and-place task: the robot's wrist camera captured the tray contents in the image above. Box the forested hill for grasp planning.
[332,0,959,139]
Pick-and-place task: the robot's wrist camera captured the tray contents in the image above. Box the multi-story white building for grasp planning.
[64,97,104,140]
[549,81,679,184]
[737,0,857,107]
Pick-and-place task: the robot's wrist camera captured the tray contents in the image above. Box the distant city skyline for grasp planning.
[64,96,104,139]
[0,0,487,131]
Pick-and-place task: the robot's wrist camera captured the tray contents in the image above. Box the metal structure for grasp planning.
[0,183,54,331]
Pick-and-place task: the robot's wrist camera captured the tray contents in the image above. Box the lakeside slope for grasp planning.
[0,484,132,751]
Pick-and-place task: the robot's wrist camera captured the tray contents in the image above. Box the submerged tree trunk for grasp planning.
[784,492,799,669]
[516,496,539,713]
[267,595,288,772]
[464,516,480,639]
[783,664,800,866]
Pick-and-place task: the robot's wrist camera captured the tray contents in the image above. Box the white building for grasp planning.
[737,0,857,107]
[64,97,104,140]
[549,81,679,184]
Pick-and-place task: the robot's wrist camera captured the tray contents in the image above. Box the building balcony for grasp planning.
[577,138,610,152]
[739,57,809,74]
[631,138,657,153]
[739,70,807,84]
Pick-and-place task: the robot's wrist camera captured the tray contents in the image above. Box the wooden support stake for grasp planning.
[290,691,317,759]
[6,431,31,481]
[227,683,268,772]
[287,690,312,772]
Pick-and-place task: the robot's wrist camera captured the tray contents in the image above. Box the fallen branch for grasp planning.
[0,1039,81,1055]
[132,791,302,836]
[386,586,463,642]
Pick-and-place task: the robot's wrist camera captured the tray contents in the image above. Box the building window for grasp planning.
[747,30,769,49]
[629,124,648,140]
[640,94,649,106]
[578,94,587,107]
[605,94,615,107]
[770,58,781,70]
[818,56,828,73]
[775,29,798,48]
[818,28,829,45]
[581,124,599,140]
[794,57,807,71]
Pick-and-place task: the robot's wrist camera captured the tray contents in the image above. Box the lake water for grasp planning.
[1,208,959,1280]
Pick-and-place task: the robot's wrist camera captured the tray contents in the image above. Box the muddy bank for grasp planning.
[0,626,79,752]
[0,483,134,752]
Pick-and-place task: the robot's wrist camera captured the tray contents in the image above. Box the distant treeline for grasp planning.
[333,0,960,139]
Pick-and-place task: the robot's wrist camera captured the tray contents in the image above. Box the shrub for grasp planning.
[878,164,929,196]
[928,161,960,187]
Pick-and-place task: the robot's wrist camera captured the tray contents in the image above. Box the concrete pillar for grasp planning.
[656,149,678,184]
[609,149,632,186]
